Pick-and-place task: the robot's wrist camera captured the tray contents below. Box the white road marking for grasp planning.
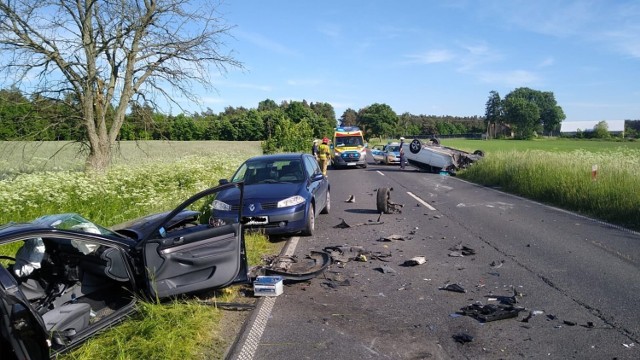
[407,192,436,211]
[376,170,385,176]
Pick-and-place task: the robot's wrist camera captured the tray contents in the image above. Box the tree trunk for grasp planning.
[85,135,112,174]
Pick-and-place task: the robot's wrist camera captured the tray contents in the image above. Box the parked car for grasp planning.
[0,183,249,359]
[370,142,401,165]
[212,153,330,236]
[403,138,484,174]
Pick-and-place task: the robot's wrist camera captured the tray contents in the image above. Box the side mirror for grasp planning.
[218,179,229,185]
[311,173,324,182]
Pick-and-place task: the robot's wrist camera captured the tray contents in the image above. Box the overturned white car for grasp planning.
[403,138,484,175]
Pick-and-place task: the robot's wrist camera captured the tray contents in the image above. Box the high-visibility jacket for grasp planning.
[318,143,331,160]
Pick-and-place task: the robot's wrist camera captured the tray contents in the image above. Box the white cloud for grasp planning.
[537,57,555,68]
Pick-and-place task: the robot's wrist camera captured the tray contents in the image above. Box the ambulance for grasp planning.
[331,126,367,168]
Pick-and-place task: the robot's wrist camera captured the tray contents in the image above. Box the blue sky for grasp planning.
[191,0,640,122]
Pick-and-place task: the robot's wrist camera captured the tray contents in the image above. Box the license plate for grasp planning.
[347,163,356,166]
[246,216,268,225]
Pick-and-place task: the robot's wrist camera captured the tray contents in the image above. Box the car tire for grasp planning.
[376,187,390,214]
[321,190,330,214]
[409,139,422,154]
[473,150,485,157]
[302,205,315,236]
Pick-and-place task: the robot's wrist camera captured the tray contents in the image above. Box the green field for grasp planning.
[441,138,640,231]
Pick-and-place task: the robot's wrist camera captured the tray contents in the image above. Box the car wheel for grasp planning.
[320,190,330,214]
[473,150,485,157]
[302,205,315,236]
[409,139,422,154]
[376,187,390,214]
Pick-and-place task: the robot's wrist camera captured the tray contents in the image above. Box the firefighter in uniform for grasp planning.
[318,137,331,176]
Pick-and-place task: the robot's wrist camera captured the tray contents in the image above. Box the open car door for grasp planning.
[141,183,248,299]
[0,265,50,360]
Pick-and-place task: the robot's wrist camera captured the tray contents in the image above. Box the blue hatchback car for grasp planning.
[212,153,330,236]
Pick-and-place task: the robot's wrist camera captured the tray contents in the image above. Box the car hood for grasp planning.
[219,182,304,203]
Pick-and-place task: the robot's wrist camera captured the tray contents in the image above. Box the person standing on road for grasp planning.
[318,137,331,176]
[311,139,319,160]
[399,137,406,170]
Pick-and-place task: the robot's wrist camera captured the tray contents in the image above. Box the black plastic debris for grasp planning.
[449,243,476,256]
[489,260,505,268]
[345,195,355,203]
[374,265,397,274]
[333,219,351,229]
[452,333,474,344]
[563,320,577,326]
[440,283,466,293]
[459,303,525,322]
[262,251,332,282]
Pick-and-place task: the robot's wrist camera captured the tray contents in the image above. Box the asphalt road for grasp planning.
[228,156,640,360]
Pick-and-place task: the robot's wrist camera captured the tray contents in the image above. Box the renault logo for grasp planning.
[249,204,255,212]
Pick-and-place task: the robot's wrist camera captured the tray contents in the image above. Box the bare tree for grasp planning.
[0,0,242,173]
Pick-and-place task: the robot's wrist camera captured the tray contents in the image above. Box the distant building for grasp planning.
[560,120,625,136]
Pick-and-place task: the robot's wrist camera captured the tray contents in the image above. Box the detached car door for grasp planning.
[141,183,248,298]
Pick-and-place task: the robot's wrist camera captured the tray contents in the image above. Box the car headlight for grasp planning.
[277,195,305,208]
[212,199,231,211]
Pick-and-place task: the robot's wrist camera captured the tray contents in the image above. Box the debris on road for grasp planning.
[374,265,397,274]
[261,251,331,281]
[321,271,351,288]
[521,310,544,323]
[452,332,474,344]
[334,219,351,228]
[376,187,404,214]
[448,243,476,256]
[345,195,355,203]
[402,256,427,266]
[323,245,392,263]
[378,234,407,242]
[489,260,505,268]
[458,303,525,322]
[440,283,467,293]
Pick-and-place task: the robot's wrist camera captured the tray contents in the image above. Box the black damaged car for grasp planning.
[0,183,249,359]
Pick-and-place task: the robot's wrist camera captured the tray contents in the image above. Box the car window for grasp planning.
[387,146,400,152]
[303,156,318,177]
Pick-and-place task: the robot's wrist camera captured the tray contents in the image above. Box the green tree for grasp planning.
[502,87,565,137]
[357,103,398,139]
[593,121,610,139]
[340,108,358,127]
[485,91,502,138]
[0,1,241,173]
[503,97,540,139]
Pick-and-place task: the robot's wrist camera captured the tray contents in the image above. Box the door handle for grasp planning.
[173,236,185,245]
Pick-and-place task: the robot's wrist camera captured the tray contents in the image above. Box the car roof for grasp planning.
[245,153,306,162]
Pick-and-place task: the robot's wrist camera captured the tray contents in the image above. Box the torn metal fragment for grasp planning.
[440,283,466,293]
